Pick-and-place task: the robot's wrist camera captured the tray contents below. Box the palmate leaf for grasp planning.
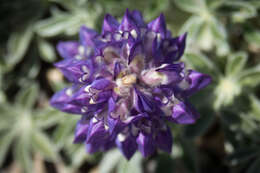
[117,153,142,173]
[53,116,79,148]
[15,83,39,109]
[32,130,58,161]
[34,108,64,129]
[238,65,260,87]
[5,25,33,70]
[249,95,260,121]
[99,149,122,173]
[174,0,206,14]
[226,52,248,77]
[245,30,260,46]
[34,13,81,37]
[38,38,56,62]
[0,130,16,166]
[184,52,219,76]
[179,16,204,49]
[15,136,33,173]
[223,1,257,22]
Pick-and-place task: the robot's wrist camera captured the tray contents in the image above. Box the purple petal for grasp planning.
[102,14,119,34]
[116,135,137,160]
[182,70,212,97]
[133,88,154,113]
[119,9,138,31]
[148,13,166,38]
[79,26,98,47]
[57,41,79,59]
[131,10,146,28]
[155,127,173,153]
[136,132,155,157]
[74,119,89,143]
[170,100,200,124]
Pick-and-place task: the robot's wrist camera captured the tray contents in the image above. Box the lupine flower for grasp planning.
[50,9,211,160]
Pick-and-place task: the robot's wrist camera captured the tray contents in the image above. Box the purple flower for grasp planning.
[50,9,211,160]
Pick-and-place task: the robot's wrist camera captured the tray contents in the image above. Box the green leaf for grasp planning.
[174,0,206,14]
[16,83,39,109]
[15,136,33,173]
[247,157,260,173]
[184,52,218,75]
[226,52,248,76]
[117,153,142,173]
[179,16,204,48]
[34,14,80,37]
[35,108,63,129]
[223,1,257,22]
[245,30,260,46]
[99,149,122,173]
[238,65,260,87]
[249,95,260,121]
[53,116,78,148]
[38,39,56,62]
[0,130,16,166]
[210,17,226,41]
[32,130,58,161]
[5,25,33,69]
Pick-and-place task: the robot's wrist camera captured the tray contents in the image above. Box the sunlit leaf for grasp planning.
[99,149,122,173]
[117,153,142,173]
[32,130,58,161]
[16,83,39,109]
[38,39,56,62]
[5,25,33,69]
[15,136,33,173]
[226,52,247,76]
[239,65,260,87]
[0,130,16,166]
[174,0,206,14]
[184,52,219,76]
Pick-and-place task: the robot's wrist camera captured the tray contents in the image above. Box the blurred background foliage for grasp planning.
[0,0,260,172]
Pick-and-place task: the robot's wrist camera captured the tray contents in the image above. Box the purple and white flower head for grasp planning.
[50,9,211,160]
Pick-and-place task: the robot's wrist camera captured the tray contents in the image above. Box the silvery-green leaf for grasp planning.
[16,83,39,109]
[223,1,257,22]
[32,130,58,161]
[99,149,122,173]
[53,116,78,148]
[5,25,33,69]
[184,52,218,75]
[70,145,90,168]
[238,65,260,87]
[249,95,260,121]
[15,136,33,173]
[174,0,206,14]
[247,157,260,173]
[214,77,241,110]
[38,39,56,62]
[210,17,226,41]
[245,30,260,46]
[0,130,16,166]
[35,108,63,129]
[117,153,142,173]
[216,39,230,57]
[197,23,214,51]
[34,14,80,37]
[179,16,204,49]
[226,52,248,77]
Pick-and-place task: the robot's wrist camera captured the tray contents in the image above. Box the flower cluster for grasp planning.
[50,9,211,159]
